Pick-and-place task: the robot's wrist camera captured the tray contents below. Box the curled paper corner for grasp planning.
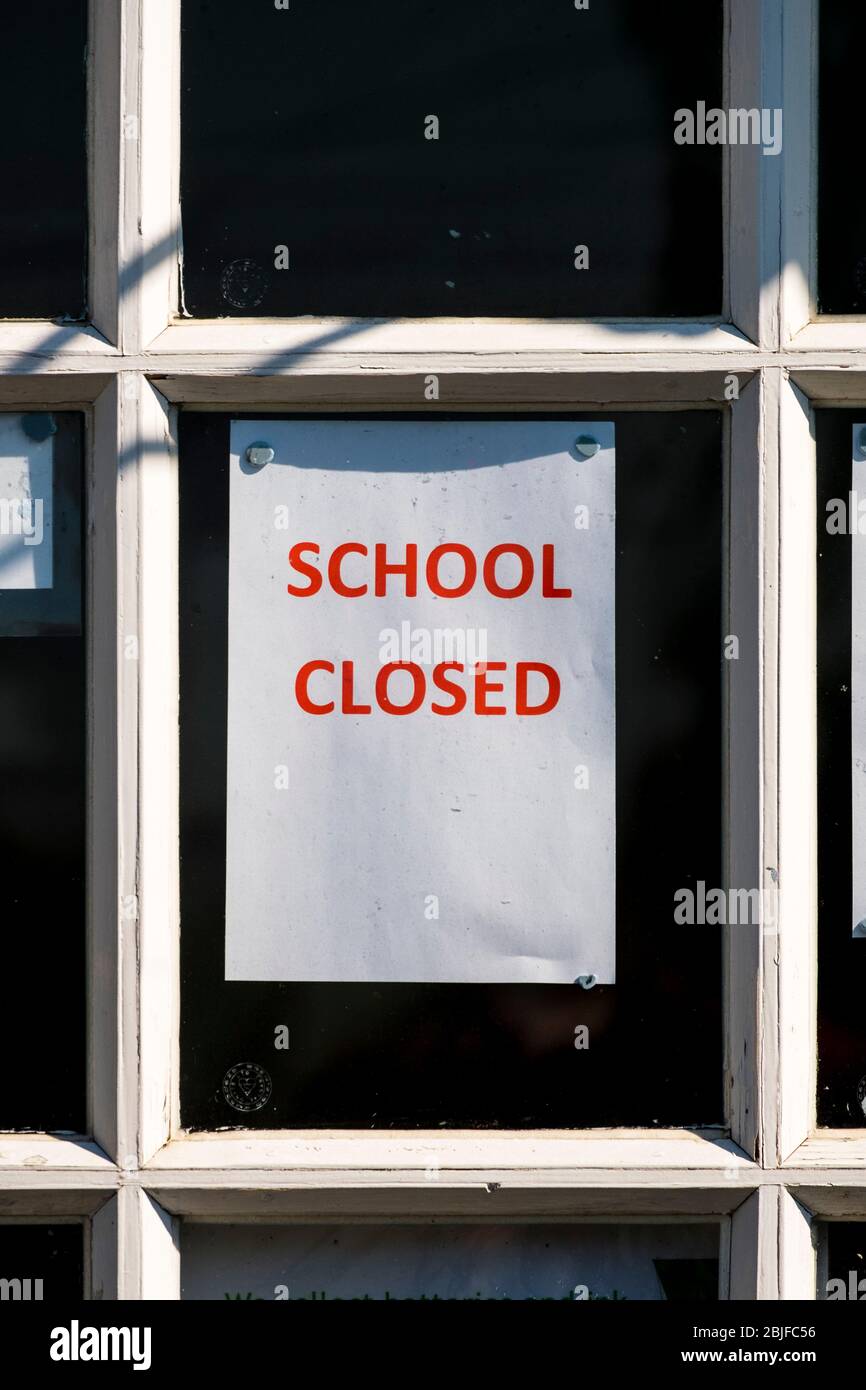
[853,919,866,938]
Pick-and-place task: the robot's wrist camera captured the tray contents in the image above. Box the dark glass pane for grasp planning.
[818,2,866,313]
[0,1224,83,1301]
[0,7,87,319]
[181,1222,719,1301]
[180,0,723,318]
[179,410,723,1129]
[826,1223,866,1299]
[816,410,866,1124]
[0,414,86,1131]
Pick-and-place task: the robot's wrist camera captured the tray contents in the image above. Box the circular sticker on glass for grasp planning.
[220,258,266,309]
[222,1062,273,1113]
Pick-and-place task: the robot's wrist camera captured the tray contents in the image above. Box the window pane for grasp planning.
[180,0,723,318]
[179,410,723,1129]
[0,414,86,1131]
[182,1222,720,1302]
[817,410,866,1124]
[0,6,87,319]
[817,1,866,314]
[823,1223,866,1299]
[0,1224,83,1301]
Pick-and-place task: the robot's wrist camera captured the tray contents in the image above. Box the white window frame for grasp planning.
[0,0,859,1301]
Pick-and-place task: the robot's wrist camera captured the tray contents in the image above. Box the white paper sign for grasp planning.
[0,417,53,590]
[226,420,615,983]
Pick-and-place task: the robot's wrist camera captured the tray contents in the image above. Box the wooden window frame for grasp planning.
[0,0,858,1301]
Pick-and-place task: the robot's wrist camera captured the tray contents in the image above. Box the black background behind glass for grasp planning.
[0,1225,83,1301]
[826,1223,866,1297]
[180,1221,719,1301]
[180,0,722,318]
[1,7,87,319]
[816,409,866,1126]
[0,416,86,1131]
[818,2,866,314]
[180,410,723,1129]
